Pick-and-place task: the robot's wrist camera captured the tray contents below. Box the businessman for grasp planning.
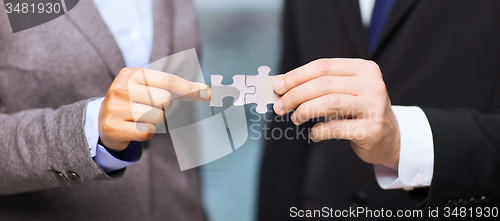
[0,0,207,220]
[259,0,500,219]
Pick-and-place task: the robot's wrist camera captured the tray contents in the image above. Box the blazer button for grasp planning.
[480,195,490,203]
[445,199,454,207]
[454,198,466,207]
[54,172,68,185]
[350,191,369,207]
[68,172,81,184]
[469,197,479,205]
[461,198,470,206]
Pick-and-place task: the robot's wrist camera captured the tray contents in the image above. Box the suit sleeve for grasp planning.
[421,107,500,207]
[0,99,122,195]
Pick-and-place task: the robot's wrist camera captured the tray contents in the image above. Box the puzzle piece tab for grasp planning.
[210,66,282,114]
[245,66,282,114]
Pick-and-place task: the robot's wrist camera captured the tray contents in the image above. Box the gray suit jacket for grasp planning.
[0,0,206,220]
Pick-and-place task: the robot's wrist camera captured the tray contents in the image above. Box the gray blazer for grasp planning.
[0,0,206,220]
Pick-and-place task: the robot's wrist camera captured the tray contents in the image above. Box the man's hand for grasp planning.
[99,68,210,151]
[273,58,400,170]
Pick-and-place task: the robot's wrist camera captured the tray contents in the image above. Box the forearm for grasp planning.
[0,100,112,195]
[374,106,433,190]
[374,106,500,207]
[422,107,500,207]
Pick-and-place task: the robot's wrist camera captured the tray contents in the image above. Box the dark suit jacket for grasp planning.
[0,0,206,220]
[259,0,500,220]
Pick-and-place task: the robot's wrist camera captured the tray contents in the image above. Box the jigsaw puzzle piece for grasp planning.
[210,75,227,107]
[245,66,282,114]
[210,75,256,107]
[231,75,256,105]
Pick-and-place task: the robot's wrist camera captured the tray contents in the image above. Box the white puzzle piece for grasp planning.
[210,66,282,114]
[245,66,282,114]
[210,75,256,107]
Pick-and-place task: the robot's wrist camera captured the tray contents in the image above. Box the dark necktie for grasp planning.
[367,0,396,52]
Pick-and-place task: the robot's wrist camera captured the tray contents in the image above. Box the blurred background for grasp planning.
[192,0,283,220]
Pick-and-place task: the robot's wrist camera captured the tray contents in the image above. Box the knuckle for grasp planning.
[109,83,129,98]
[156,90,172,105]
[101,119,115,133]
[363,60,380,72]
[328,121,339,130]
[161,74,173,88]
[295,109,303,121]
[119,68,134,76]
[295,106,307,121]
[119,68,140,80]
[326,94,341,110]
[146,133,155,140]
[163,91,172,102]
[163,91,172,105]
[106,103,120,114]
[188,84,198,98]
[286,90,298,105]
[136,125,156,140]
[145,128,156,137]
[314,58,333,72]
[153,109,165,122]
[136,132,154,141]
[288,71,301,86]
[105,98,125,113]
[142,108,160,123]
[317,76,334,90]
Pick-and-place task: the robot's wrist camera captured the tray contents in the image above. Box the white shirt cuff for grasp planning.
[374,106,434,190]
[84,97,141,173]
[85,97,105,158]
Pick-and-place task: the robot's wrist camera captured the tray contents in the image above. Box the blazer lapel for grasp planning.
[334,0,370,58]
[150,0,174,63]
[64,0,125,77]
[373,0,420,56]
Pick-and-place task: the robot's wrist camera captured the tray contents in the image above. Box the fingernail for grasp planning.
[199,89,210,101]
[274,79,284,92]
[274,100,283,114]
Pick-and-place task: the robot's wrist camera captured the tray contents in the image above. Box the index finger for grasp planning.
[132,68,210,102]
[273,58,376,95]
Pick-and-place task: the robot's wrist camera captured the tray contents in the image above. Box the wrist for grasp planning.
[385,145,400,170]
[384,113,401,170]
[98,136,129,152]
